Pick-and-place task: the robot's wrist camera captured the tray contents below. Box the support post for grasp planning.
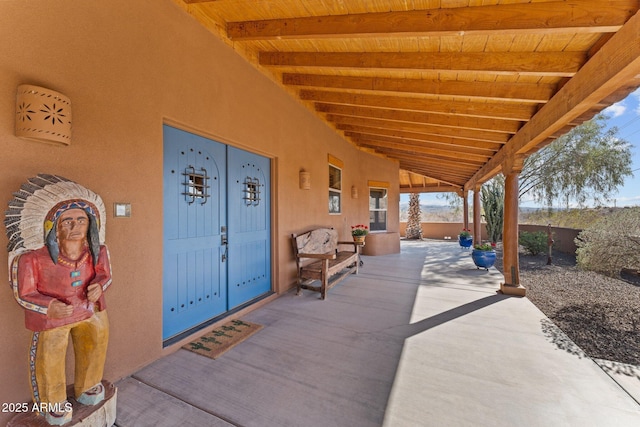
[547,223,554,265]
[500,157,526,296]
[473,185,481,246]
[462,190,469,231]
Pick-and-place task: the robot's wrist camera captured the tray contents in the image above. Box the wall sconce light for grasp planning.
[351,185,358,199]
[299,170,311,190]
[15,84,72,145]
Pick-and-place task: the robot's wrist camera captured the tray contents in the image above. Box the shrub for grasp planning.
[519,231,548,255]
[473,243,494,251]
[575,208,640,278]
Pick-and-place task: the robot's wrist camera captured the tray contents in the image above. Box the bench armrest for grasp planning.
[337,241,363,252]
[338,241,364,246]
[297,252,337,259]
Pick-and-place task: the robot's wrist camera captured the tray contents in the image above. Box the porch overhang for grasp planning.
[172,0,640,192]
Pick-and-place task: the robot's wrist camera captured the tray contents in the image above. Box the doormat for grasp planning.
[182,319,263,360]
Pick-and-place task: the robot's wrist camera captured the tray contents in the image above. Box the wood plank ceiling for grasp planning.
[173,0,640,194]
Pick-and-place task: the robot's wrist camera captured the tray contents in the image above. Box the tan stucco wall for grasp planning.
[400,222,488,241]
[400,223,579,254]
[0,0,399,417]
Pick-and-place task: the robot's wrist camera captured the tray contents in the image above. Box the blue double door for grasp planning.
[163,125,271,340]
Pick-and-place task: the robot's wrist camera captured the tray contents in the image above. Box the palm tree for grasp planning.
[406,193,423,240]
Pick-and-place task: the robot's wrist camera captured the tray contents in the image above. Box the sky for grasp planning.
[401,88,640,209]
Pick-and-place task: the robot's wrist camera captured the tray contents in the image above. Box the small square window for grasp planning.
[182,166,210,205]
[243,177,261,206]
[329,164,342,214]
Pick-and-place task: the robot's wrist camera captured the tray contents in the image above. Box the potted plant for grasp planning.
[458,229,473,248]
[351,224,368,243]
[471,243,497,270]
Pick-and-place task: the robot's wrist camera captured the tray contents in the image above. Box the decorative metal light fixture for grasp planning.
[15,84,72,145]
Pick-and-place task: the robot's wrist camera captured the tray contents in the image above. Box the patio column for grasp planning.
[473,184,481,246]
[462,190,469,231]
[500,156,526,297]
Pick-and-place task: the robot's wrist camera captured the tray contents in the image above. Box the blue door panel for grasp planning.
[163,126,271,339]
[227,147,271,309]
[163,125,227,340]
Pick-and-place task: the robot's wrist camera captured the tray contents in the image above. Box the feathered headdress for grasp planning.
[4,174,106,265]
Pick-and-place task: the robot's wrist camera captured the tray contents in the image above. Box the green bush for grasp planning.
[576,208,640,278]
[519,231,548,255]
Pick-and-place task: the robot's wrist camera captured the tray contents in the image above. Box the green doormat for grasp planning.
[182,319,263,359]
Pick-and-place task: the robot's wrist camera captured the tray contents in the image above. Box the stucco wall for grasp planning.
[519,224,580,255]
[400,222,488,241]
[400,222,579,254]
[0,0,399,417]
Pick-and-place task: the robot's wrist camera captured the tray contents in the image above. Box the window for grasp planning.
[183,166,210,205]
[369,187,388,231]
[329,164,342,214]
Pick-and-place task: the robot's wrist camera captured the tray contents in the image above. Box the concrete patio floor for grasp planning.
[115,240,640,426]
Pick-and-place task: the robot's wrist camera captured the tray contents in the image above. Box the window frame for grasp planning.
[328,162,342,215]
[369,185,388,232]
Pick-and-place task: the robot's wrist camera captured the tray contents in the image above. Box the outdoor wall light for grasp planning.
[15,84,72,145]
[351,185,358,199]
[299,170,311,190]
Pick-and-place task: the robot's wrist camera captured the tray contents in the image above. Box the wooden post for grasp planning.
[473,185,481,246]
[462,190,469,231]
[500,157,526,296]
[547,223,554,265]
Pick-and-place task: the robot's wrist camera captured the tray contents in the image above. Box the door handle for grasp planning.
[221,226,228,262]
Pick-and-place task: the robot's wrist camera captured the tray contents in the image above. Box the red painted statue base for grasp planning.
[7,380,117,427]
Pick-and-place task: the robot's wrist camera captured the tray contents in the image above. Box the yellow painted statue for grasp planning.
[5,175,112,426]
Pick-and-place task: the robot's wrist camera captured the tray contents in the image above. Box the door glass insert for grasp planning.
[243,177,261,206]
[182,165,210,205]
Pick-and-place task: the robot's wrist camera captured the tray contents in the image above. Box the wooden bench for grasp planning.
[291,228,362,299]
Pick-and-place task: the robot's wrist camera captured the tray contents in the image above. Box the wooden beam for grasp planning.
[398,169,468,186]
[396,166,468,186]
[327,115,511,143]
[364,149,483,171]
[466,7,640,189]
[351,136,491,163]
[337,124,504,151]
[260,51,585,77]
[316,103,520,133]
[227,1,636,40]
[399,185,460,194]
[299,90,535,121]
[343,131,499,156]
[284,74,554,103]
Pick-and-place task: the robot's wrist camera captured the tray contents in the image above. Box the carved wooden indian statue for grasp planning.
[4,174,112,426]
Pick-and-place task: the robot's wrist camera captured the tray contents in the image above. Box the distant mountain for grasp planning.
[399,203,557,223]
[399,203,459,222]
[398,203,638,229]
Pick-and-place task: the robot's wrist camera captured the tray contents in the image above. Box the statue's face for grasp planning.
[56,208,89,243]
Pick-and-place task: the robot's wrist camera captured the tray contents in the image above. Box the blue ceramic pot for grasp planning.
[459,236,473,248]
[471,249,496,270]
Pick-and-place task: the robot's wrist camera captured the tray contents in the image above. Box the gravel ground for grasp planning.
[493,244,640,367]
